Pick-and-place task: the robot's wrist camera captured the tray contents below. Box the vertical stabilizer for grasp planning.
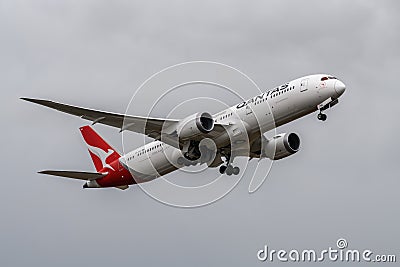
[79,126,121,172]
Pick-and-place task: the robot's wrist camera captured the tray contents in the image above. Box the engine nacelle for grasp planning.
[177,112,214,140]
[264,133,300,160]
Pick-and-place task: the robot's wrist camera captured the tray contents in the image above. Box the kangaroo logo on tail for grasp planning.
[80,125,121,172]
[87,144,115,171]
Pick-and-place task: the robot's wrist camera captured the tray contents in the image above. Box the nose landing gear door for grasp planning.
[300,78,309,92]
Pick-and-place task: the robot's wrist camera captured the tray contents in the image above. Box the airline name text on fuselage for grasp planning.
[236,82,290,109]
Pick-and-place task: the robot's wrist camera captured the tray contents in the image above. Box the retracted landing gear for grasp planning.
[317,112,327,121]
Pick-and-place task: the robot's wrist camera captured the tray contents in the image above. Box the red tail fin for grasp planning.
[79,126,121,172]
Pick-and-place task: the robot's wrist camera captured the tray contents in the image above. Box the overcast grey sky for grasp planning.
[1,0,399,266]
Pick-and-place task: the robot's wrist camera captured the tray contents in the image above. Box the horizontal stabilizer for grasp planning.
[38,170,107,181]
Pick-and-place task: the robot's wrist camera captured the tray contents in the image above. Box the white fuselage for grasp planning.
[121,74,345,182]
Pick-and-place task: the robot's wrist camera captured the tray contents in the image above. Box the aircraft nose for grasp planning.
[334,80,346,96]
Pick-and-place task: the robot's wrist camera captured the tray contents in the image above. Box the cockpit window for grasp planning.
[321,76,337,81]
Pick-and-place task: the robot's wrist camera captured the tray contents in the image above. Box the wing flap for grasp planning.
[38,170,107,181]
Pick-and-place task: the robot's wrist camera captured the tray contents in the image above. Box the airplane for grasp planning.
[21,74,346,190]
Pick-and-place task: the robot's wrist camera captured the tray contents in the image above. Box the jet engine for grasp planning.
[177,112,214,140]
[172,112,215,161]
[264,133,300,160]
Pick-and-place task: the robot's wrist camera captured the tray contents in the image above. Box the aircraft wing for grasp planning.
[21,98,228,149]
[21,97,178,132]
